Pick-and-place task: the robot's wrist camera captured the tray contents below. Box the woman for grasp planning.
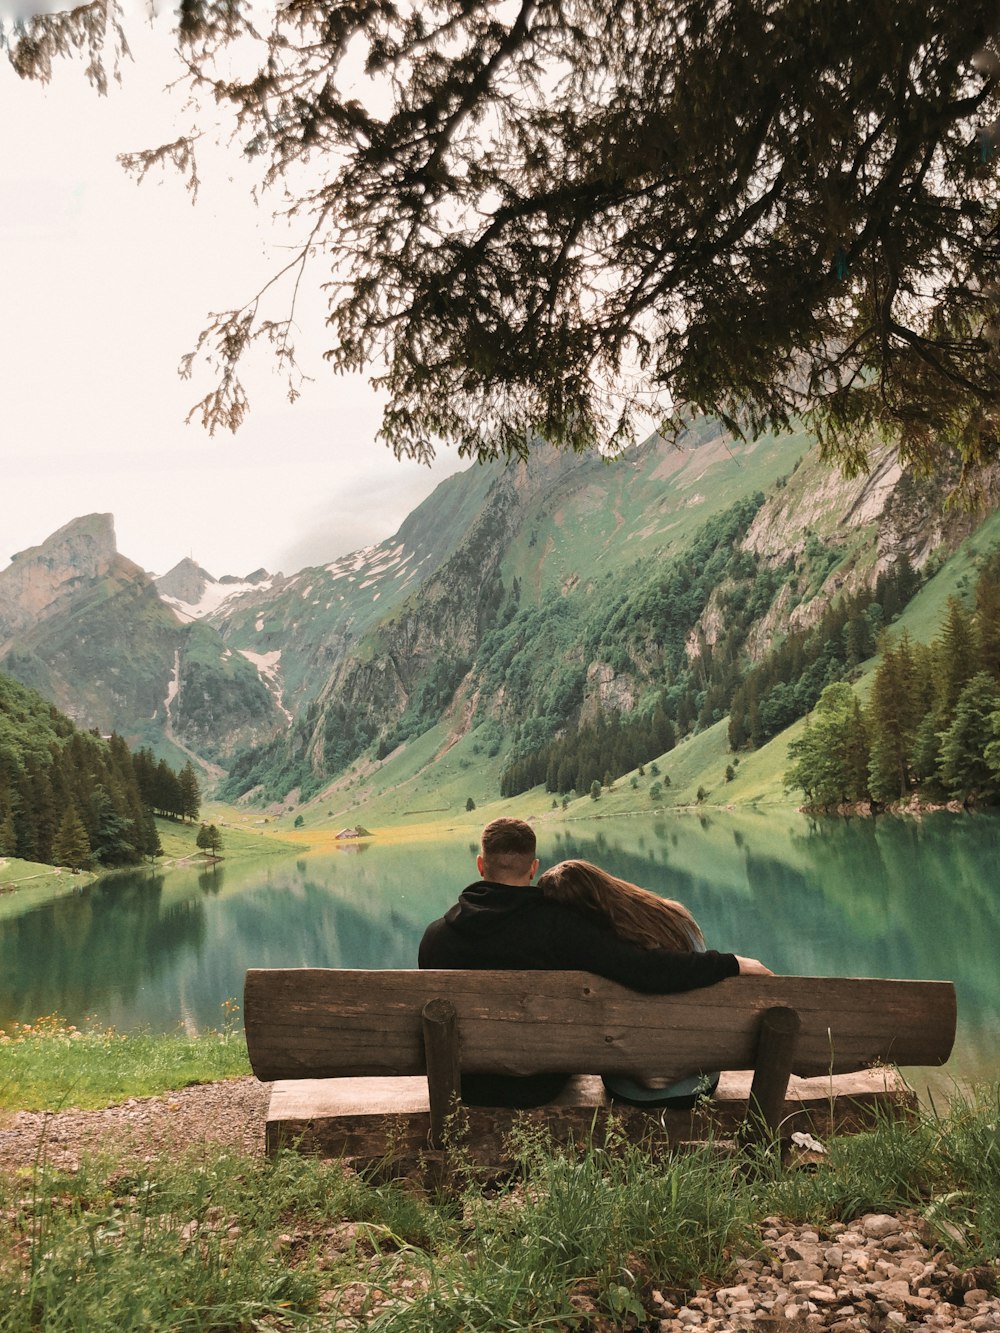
[536,858,721,1109]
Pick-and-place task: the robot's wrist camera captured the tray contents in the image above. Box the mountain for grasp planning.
[211,426,999,807]
[155,559,276,623]
[4,428,999,815]
[0,515,286,770]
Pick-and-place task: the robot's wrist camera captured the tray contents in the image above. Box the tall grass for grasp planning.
[3,1065,1000,1331]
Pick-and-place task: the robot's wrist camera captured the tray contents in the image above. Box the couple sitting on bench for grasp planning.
[418,817,772,1110]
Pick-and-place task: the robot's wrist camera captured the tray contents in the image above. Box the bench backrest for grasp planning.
[244,968,956,1083]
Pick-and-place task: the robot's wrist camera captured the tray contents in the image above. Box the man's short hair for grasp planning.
[480,817,536,879]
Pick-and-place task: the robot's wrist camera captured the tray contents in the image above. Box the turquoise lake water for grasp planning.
[2,809,997,1093]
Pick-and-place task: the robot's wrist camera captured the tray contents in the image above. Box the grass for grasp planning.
[3,1080,1000,1331]
[2,1003,1000,1322]
[155,814,302,863]
[0,1012,250,1113]
[0,859,100,923]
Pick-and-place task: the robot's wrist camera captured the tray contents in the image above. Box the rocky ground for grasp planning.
[650,1214,999,1332]
[1,1083,997,1331]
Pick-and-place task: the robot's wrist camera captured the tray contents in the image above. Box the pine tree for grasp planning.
[0,807,18,857]
[178,762,201,823]
[974,553,1000,678]
[196,823,224,857]
[938,673,1000,804]
[51,805,92,870]
[936,598,979,724]
[786,683,871,808]
[87,785,139,866]
[6,2,999,477]
[140,808,163,861]
[866,633,924,804]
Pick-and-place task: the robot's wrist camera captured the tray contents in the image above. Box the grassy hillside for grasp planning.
[269,496,1000,834]
[500,424,810,598]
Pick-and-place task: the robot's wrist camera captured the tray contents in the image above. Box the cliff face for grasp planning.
[744,449,1000,573]
[299,450,585,773]
[0,514,131,652]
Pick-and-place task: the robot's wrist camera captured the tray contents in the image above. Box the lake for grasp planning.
[2,809,997,1096]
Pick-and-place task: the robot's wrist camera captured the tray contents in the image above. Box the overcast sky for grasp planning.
[1,16,469,579]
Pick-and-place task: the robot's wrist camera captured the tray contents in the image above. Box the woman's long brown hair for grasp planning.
[536,859,704,951]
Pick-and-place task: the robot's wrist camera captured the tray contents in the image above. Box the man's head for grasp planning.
[478,817,538,885]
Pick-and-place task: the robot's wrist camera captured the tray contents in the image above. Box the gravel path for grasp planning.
[0,1077,270,1172]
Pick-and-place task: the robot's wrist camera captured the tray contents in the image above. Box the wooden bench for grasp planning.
[244,968,956,1165]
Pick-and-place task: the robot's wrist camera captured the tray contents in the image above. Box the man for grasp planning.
[418,816,771,1106]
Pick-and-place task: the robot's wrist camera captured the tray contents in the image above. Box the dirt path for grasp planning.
[0,1077,269,1173]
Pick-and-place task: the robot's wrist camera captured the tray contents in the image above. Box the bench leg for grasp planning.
[746,1005,801,1143]
[421,998,461,1151]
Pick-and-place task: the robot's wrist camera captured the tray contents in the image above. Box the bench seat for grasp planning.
[244,966,956,1167]
[264,1067,916,1164]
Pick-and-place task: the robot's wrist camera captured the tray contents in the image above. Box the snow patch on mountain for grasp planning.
[159,574,277,622]
[238,648,292,722]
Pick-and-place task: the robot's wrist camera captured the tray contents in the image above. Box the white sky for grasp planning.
[0,15,468,579]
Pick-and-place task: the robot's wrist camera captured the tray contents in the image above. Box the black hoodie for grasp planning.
[417,880,739,1106]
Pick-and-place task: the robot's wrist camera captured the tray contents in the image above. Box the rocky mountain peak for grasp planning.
[7,512,118,572]
[0,513,135,651]
[155,557,216,605]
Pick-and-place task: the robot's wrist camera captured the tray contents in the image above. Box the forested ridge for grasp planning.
[786,553,1000,809]
[0,673,199,871]
[496,499,929,800]
[213,461,1000,814]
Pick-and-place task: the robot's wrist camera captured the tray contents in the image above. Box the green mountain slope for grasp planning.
[7,430,999,822]
[226,425,999,817]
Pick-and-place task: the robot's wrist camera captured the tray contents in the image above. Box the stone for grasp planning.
[713,1284,750,1303]
[786,1240,823,1262]
[783,1261,825,1283]
[963,1289,990,1307]
[880,1279,912,1301]
[884,1232,916,1252]
[806,1285,839,1304]
[903,1294,937,1314]
[836,1230,864,1245]
[863,1214,904,1240]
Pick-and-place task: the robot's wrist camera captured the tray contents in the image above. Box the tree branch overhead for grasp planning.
[4,0,999,477]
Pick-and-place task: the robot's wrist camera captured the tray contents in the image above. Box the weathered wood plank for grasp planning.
[747,1005,801,1138]
[263,1068,918,1163]
[245,969,956,1083]
[421,998,460,1149]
